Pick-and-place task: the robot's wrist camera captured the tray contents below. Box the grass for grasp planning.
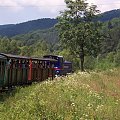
[0,68,120,120]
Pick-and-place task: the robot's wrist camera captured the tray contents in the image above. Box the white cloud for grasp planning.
[19,0,65,15]
[0,0,17,6]
[0,0,23,11]
[0,0,120,13]
[0,0,120,24]
[0,0,65,14]
[87,0,120,12]
[0,0,65,7]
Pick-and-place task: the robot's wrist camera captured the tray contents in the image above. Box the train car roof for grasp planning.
[0,53,57,62]
[43,55,63,58]
[32,57,57,62]
[0,53,29,60]
[41,58,57,62]
[0,54,7,59]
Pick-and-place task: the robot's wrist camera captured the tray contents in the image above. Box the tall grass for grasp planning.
[0,68,120,120]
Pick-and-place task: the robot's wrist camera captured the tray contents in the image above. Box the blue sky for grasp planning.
[0,0,120,25]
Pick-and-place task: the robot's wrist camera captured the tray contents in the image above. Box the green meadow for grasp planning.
[0,68,120,120]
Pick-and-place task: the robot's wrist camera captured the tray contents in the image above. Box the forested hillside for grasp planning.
[0,24,14,30]
[0,9,120,37]
[12,17,120,55]
[12,28,58,45]
[97,9,120,22]
[0,18,57,37]
[101,18,120,54]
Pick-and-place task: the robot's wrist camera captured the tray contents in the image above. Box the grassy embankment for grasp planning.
[0,68,120,120]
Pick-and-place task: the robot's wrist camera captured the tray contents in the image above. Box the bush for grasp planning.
[84,56,96,70]
[114,50,120,67]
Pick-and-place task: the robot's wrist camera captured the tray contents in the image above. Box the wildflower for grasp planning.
[87,103,93,107]
[71,102,75,107]
[95,104,104,112]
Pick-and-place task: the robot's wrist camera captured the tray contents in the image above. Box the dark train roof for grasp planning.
[32,57,57,62]
[43,55,63,58]
[0,53,29,60]
[0,53,57,62]
[42,58,57,62]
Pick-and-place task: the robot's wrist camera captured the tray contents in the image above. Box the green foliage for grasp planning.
[56,0,103,71]
[0,36,51,57]
[31,41,50,57]
[101,18,120,54]
[84,56,96,70]
[95,59,115,71]
[85,52,120,71]
[0,37,20,54]
[20,46,33,56]
[100,53,115,70]
[13,27,58,46]
[114,50,120,67]
[81,51,120,71]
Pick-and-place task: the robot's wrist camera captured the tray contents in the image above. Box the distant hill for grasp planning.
[0,9,120,37]
[0,18,58,37]
[12,27,58,45]
[97,9,120,22]
[0,24,14,30]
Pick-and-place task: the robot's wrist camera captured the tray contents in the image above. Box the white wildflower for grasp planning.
[71,102,75,107]
[96,104,104,112]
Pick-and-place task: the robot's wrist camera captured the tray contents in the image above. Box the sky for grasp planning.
[0,0,120,25]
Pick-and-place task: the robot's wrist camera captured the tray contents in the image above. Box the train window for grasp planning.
[0,61,5,75]
[59,57,64,64]
[0,61,1,67]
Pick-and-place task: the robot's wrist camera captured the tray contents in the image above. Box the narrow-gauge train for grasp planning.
[0,53,72,90]
[0,53,56,89]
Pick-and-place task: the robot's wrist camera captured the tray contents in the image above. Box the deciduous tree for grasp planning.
[56,0,103,71]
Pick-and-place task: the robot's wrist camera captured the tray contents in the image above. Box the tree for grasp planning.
[20,46,33,56]
[31,40,50,57]
[9,40,21,55]
[56,0,103,71]
[0,37,11,53]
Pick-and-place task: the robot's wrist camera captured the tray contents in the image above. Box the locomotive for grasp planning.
[0,53,72,90]
[43,55,72,76]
